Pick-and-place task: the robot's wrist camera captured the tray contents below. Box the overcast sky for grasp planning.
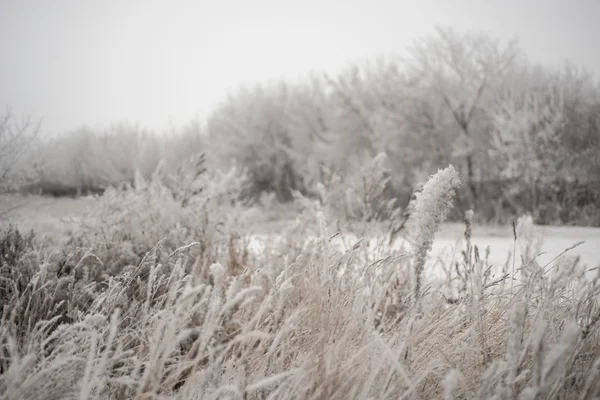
[1,0,598,135]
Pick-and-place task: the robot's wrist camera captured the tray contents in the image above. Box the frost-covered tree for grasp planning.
[489,78,565,216]
[283,75,334,193]
[0,108,42,194]
[324,59,424,199]
[490,75,565,184]
[207,82,313,202]
[553,64,600,181]
[325,64,379,162]
[407,26,522,198]
[489,64,600,223]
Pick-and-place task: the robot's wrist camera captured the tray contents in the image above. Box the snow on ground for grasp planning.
[0,194,97,237]
[2,195,599,275]
[432,223,600,272]
[246,224,600,278]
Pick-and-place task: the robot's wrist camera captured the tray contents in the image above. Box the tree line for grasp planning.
[2,27,599,225]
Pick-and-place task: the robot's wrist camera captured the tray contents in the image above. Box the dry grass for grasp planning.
[1,165,599,400]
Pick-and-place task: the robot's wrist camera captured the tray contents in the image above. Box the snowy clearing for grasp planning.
[2,194,599,274]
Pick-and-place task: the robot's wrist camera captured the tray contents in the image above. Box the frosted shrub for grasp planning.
[67,158,251,280]
[311,153,401,234]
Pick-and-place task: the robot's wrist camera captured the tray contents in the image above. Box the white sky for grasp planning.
[1,0,598,135]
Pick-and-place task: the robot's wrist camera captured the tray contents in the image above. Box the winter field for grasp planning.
[4,193,598,276]
[2,165,600,400]
[2,26,600,400]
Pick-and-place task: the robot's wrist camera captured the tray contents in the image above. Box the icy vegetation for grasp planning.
[1,161,600,399]
[2,27,599,226]
[1,26,600,399]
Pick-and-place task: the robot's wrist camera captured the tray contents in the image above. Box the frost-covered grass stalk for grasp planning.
[408,165,460,314]
[1,161,600,400]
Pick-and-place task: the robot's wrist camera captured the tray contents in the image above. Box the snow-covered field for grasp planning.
[3,193,600,399]
[434,228,599,270]
[3,194,599,272]
[245,222,599,269]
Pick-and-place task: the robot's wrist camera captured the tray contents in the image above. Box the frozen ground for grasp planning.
[2,194,599,273]
[246,226,600,278]
[0,194,97,237]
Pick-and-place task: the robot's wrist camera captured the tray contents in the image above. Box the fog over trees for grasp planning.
[2,27,599,225]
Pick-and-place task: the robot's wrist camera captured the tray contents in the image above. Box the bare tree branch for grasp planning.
[0,108,42,193]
